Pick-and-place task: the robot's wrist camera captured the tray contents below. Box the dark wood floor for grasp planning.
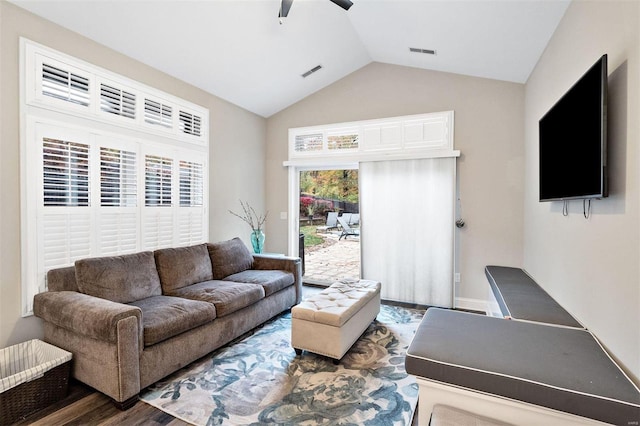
[14,380,189,426]
[16,379,418,425]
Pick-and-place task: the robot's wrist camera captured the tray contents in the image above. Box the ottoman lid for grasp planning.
[292,279,381,327]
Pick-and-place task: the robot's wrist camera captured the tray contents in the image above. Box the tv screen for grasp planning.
[539,55,608,202]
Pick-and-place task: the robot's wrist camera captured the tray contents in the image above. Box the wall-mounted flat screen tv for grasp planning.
[539,54,608,202]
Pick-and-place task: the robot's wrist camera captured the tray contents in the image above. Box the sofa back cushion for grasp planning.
[207,237,254,279]
[75,251,162,303]
[154,243,213,293]
[47,266,79,292]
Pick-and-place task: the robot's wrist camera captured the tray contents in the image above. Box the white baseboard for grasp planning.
[454,297,486,313]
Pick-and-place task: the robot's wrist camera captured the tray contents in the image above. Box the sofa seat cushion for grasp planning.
[169,280,265,317]
[223,270,294,297]
[129,295,216,346]
[154,243,213,293]
[75,251,162,303]
[207,238,254,280]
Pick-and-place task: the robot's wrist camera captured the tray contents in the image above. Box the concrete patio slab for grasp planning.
[303,231,360,284]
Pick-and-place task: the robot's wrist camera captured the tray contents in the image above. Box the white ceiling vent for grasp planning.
[301,65,322,78]
[409,47,437,55]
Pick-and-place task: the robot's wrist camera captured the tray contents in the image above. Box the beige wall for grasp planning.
[524,0,639,382]
[266,62,525,304]
[0,2,267,347]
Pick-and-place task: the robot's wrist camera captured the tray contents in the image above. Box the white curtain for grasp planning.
[360,157,455,307]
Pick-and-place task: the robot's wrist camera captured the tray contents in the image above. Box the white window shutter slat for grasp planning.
[100,147,137,207]
[42,138,90,206]
[294,133,323,153]
[143,209,174,250]
[328,133,359,150]
[99,212,138,255]
[42,62,90,106]
[178,210,204,246]
[179,160,203,207]
[145,155,172,206]
[178,110,202,137]
[144,99,173,128]
[100,83,136,119]
[41,211,92,269]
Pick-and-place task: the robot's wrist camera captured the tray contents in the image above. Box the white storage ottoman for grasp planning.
[291,279,381,361]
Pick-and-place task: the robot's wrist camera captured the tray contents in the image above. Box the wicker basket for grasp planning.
[0,340,72,424]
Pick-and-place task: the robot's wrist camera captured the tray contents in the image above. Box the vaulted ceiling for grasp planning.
[10,0,570,117]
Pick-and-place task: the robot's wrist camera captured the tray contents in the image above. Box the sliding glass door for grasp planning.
[360,158,455,307]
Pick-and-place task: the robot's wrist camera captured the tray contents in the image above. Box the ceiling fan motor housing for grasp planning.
[279,0,353,18]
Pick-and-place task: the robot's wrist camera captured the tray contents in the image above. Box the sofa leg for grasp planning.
[111,395,139,410]
[294,348,302,355]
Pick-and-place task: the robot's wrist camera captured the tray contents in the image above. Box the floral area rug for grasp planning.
[140,305,425,425]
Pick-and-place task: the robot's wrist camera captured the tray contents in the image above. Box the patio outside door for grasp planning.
[298,169,360,286]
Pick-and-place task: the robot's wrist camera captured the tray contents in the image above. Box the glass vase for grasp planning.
[250,229,265,254]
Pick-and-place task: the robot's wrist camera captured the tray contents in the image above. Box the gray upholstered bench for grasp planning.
[484,265,583,328]
[291,279,380,361]
[406,308,640,425]
[430,404,513,426]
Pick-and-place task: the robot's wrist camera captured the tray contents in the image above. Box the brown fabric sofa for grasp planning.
[33,238,302,408]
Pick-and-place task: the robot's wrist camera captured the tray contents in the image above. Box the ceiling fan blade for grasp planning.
[278,0,293,18]
[329,0,353,11]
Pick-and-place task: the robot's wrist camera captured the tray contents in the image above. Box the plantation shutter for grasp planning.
[34,130,93,313]
[178,160,205,246]
[41,62,90,107]
[143,209,175,249]
[99,212,138,255]
[145,155,172,206]
[144,99,173,128]
[23,41,210,315]
[41,212,92,268]
[178,211,204,246]
[42,138,90,206]
[100,147,137,207]
[179,160,203,207]
[294,133,323,153]
[327,132,359,150]
[178,110,202,137]
[98,145,138,255]
[100,83,136,119]
[143,154,174,249]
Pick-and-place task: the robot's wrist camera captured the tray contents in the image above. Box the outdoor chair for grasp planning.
[338,216,360,240]
[316,212,339,233]
[350,213,360,226]
[341,213,353,225]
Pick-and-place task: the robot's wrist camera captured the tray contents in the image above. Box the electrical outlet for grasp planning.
[454,273,461,283]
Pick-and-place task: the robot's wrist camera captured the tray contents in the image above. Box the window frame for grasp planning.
[20,39,210,316]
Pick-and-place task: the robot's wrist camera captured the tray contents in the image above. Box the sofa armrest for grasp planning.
[34,290,143,403]
[34,291,143,345]
[253,255,303,304]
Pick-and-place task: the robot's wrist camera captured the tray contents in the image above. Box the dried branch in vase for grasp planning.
[229,200,268,232]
